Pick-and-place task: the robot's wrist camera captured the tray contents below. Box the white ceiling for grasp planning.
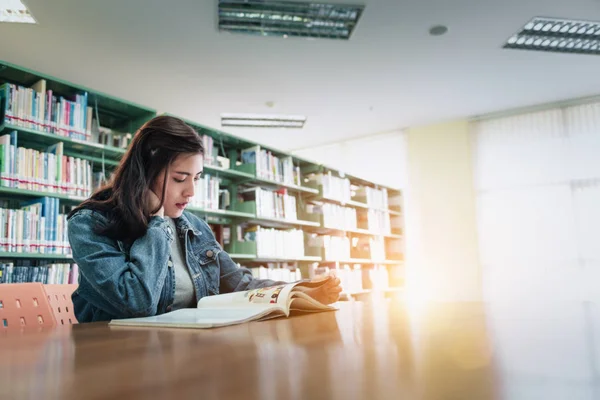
[1,0,600,151]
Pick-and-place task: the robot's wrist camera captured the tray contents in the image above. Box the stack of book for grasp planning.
[308,172,351,202]
[355,186,389,209]
[367,209,391,235]
[370,237,386,261]
[249,266,302,282]
[314,264,363,294]
[190,174,223,210]
[338,264,364,293]
[322,203,357,230]
[241,146,300,185]
[201,134,216,166]
[0,136,92,197]
[243,226,304,259]
[0,198,70,255]
[369,265,390,290]
[326,235,351,260]
[239,187,297,220]
[96,127,132,149]
[0,261,78,284]
[0,81,92,141]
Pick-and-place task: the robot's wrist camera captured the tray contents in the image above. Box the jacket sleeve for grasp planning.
[189,215,285,293]
[217,250,286,293]
[68,211,173,318]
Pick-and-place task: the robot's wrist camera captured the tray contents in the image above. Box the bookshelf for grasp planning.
[0,61,406,296]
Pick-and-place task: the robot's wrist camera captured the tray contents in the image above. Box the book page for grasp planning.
[110,306,286,329]
[289,292,337,312]
[197,282,297,310]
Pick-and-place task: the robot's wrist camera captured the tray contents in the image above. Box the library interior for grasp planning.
[1,0,600,399]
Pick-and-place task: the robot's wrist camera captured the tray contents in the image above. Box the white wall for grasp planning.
[405,120,482,301]
[291,130,408,190]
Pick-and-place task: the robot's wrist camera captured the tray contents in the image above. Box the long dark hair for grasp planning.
[70,115,204,241]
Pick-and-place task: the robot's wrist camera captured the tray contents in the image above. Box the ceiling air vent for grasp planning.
[504,16,600,56]
[0,0,36,23]
[218,0,365,40]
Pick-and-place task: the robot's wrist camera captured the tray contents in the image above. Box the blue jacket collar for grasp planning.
[174,212,202,236]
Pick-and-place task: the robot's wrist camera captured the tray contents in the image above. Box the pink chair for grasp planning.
[43,284,78,326]
[0,283,57,330]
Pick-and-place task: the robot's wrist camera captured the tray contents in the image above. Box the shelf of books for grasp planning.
[0,60,405,298]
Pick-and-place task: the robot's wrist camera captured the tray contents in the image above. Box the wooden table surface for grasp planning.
[1,297,597,400]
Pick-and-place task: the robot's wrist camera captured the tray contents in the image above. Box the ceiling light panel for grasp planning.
[218,0,364,40]
[504,16,600,55]
[0,0,35,23]
[221,113,306,128]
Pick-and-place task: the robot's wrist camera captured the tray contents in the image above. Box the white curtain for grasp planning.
[472,102,600,303]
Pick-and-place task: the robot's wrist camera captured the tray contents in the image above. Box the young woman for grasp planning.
[67,115,341,323]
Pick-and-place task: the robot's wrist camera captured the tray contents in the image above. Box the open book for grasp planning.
[109,278,337,329]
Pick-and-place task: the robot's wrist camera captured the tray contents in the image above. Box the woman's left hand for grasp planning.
[306,276,343,305]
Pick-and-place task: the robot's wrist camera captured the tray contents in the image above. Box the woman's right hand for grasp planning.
[147,189,164,218]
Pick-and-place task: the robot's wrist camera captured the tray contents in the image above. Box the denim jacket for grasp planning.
[67,209,281,323]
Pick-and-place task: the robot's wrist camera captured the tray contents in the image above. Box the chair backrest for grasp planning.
[43,284,78,325]
[0,283,56,331]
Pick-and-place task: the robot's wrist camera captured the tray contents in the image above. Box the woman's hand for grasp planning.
[305,275,343,305]
[146,189,164,218]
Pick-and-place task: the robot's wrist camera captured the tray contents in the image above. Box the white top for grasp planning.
[165,217,196,310]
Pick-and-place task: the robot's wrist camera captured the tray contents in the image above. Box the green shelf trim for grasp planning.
[252,176,319,194]
[386,234,403,239]
[0,123,126,160]
[346,200,369,209]
[353,228,377,236]
[317,195,400,214]
[251,216,321,228]
[62,150,121,168]
[228,253,257,260]
[0,252,73,260]
[186,206,255,218]
[0,186,86,203]
[250,256,322,262]
[320,259,403,265]
[340,287,404,298]
[317,225,400,239]
[295,256,322,262]
[203,164,254,180]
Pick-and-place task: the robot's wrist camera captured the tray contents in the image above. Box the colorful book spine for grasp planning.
[0,82,91,140]
[190,174,221,210]
[0,137,92,197]
[0,198,71,255]
[0,261,79,284]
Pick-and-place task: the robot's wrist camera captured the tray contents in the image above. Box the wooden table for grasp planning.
[0,298,595,400]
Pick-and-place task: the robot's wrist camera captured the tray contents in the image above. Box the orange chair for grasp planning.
[0,283,79,331]
[43,284,78,326]
[0,283,57,330]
